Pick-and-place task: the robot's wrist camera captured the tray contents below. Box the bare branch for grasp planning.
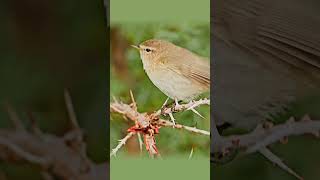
[110,102,150,128]
[247,120,320,153]
[212,116,320,180]
[110,93,210,157]
[110,100,210,136]
[110,132,135,157]
[0,136,50,166]
[155,98,210,117]
[0,93,108,180]
[212,118,320,154]
[160,119,210,136]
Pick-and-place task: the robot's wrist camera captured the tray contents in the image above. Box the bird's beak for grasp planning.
[131,45,140,50]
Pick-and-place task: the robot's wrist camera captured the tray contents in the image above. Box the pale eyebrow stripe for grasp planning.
[139,45,156,50]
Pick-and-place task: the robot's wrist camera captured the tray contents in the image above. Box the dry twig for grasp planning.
[0,91,108,180]
[110,92,210,157]
[110,132,135,157]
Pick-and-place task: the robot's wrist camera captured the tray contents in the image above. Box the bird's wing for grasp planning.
[166,53,210,89]
[212,0,320,129]
[213,0,320,80]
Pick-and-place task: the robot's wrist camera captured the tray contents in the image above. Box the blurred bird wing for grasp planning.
[213,0,320,80]
[212,0,320,129]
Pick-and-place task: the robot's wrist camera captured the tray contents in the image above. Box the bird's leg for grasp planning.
[160,98,182,113]
[173,98,183,111]
[160,97,170,115]
[161,97,170,109]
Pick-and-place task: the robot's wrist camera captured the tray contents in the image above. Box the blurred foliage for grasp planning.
[110,23,210,158]
[0,0,107,179]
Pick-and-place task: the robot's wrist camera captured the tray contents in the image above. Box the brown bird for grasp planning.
[132,39,210,102]
[212,0,320,129]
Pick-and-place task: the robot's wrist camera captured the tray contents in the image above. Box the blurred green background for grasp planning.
[110,23,210,158]
[110,0,209,23]
[0,0,108,179]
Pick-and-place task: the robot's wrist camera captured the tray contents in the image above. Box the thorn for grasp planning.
[287,117,295,123]
[189,107,205,119]
[64,89,80,130]
[137,133,143,155]
[168,113,176,126]
[188,147,194,159]
[112,95,118,103]
[259,148,303,180]
[122,115,128,121]
[27,112,42,136]
[301,114,311,122]
[129,90,137,111]
[4,103,25,131]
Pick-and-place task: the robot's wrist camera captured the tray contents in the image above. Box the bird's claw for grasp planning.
[171,98,183,112]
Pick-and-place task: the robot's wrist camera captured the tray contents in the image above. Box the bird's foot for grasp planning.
[159,98,182,114]
[171,98,183,112]
[159,97,171,115]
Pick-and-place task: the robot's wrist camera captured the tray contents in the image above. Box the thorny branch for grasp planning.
[111,91,320,179]
[0,90,108,180]
[110,132,135,157]
[110,91,210,157]
[212,115,320,180]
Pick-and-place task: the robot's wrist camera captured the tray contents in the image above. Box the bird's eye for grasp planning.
[145,48,151,52]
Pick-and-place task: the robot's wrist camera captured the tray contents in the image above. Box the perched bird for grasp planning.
[132,39,210,102]
[212,0,320,129]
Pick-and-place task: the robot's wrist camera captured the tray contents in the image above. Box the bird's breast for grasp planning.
[145,66,206,101]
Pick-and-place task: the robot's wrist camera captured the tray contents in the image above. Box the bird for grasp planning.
[131,39,210,104]
[212,0,320,130]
